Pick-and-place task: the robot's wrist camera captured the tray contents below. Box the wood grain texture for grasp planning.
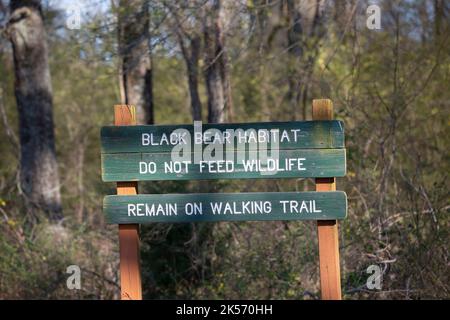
[312,99,334,120]
[114,105,142,300]
[101,120,345,153]
[103,191,347,224]
[313,99,343,300]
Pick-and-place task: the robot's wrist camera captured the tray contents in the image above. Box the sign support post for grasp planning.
[114,105,142,300]
[313,99,342,300]
[104,101,346,300]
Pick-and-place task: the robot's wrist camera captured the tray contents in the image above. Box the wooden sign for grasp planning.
[101,120,346,181]
[102,149,345,181]
[101,120,345,153]
[103,99,347,301]
[103,191,347,224]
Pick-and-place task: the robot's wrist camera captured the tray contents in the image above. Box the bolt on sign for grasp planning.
[101,99,347,300]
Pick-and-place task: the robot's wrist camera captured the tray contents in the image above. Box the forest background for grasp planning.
[0,0,448,299]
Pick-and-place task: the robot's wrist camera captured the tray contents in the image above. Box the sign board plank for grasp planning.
[103,191,347,224]
[101,148,346,181]
[101,120,345,154]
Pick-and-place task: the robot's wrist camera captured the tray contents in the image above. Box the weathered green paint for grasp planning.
[103,191,347,224]
[101,148,346,181]
[101,120,345,154]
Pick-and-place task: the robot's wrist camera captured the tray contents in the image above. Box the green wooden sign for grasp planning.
[103,191,347,224]
[101,120,345,153]
[101,148,346,181]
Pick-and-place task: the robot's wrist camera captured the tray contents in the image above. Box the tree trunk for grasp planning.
[434,0,448,45]
[286,0,303,119]
[188,35,203,121]
[285,0,325,120]
[178,32,203,121]
[203,0,230,124]
[118,0,154,124]
[7,0,62,220]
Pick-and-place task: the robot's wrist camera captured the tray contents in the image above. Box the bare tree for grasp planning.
[6,0,62,220]
[167,1,203,121]
[286,0,326,119]
[117,0,154,124]
[202,0,231,123]
[434,0,449,44]
[180,32,203,121]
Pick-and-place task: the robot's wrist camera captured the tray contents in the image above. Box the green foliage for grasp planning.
[0,0,448,299]
[0,213,119,299]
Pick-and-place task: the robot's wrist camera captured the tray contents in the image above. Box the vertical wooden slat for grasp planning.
[114,105,142,300]
[313,99,342,300]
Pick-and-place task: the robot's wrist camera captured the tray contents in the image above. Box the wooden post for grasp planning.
[114,105,142,300]
[313,99,342,300]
